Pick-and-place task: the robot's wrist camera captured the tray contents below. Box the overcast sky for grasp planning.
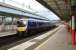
[1,0,60,20]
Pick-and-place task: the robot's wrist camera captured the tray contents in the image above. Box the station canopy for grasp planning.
[36,0,74,20]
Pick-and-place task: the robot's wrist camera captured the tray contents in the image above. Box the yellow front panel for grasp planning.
[17,27,27,31]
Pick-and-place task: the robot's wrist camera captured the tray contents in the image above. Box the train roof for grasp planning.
[18,18,50,23]
[28,18,50,22]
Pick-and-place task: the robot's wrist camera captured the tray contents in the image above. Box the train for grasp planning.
[0,2,56,37]
[16,18,56,37]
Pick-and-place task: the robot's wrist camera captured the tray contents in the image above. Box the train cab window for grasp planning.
[17,21,26,27]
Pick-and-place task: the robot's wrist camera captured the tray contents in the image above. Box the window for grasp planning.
[17,21,26,27]
[4,17,12,25]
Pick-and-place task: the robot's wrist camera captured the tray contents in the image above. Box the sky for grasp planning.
[0,0,60,20]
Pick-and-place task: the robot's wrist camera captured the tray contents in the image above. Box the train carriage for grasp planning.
[16,18,56,37]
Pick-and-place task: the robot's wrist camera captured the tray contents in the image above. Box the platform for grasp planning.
[34,25,76,50]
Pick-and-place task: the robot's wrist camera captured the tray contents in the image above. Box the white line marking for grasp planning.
[8,41,36,50]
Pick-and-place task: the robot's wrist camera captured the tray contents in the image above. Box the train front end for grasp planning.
[16,19,28,37]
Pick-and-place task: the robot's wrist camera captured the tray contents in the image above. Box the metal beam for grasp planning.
[36,0,62,19]
[0,2,49,20]
[53,0,64,17]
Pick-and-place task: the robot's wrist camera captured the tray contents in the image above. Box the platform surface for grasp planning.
[34,25,76,50]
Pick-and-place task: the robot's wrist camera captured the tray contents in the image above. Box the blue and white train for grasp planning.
[16,18,56,37]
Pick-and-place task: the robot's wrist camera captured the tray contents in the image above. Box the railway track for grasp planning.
[0,27,56,50]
